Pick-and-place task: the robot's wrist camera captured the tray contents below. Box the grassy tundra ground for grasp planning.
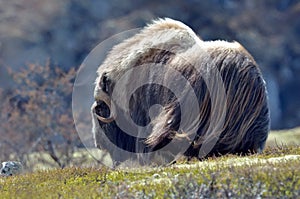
[1,128,300,198]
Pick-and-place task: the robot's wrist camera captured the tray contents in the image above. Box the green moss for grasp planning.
[0,130,300,198]
[1,146,300,198]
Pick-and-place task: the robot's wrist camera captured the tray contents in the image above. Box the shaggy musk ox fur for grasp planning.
[91,18,270,164]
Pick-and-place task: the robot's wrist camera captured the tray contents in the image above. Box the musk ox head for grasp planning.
[91,18,270,166]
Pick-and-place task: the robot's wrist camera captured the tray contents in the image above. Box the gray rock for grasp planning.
[0,161,23,176]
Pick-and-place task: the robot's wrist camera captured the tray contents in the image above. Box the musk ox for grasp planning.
[91,18,270,166]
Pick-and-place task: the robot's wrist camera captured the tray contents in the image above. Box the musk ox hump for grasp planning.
[96,18,199,74]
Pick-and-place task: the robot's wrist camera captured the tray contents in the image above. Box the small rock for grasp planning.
[0,161,23,176]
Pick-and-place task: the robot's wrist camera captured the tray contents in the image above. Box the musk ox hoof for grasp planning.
[0,161,23,176]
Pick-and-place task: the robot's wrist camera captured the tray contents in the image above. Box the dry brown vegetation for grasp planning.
[0,63,83,169]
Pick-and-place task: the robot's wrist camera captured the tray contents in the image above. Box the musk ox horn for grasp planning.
[94,90,115,123]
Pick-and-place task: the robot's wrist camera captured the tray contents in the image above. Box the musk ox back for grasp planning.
[91,18,270,166]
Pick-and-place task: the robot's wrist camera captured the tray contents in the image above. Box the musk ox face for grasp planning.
[91,18,270,166]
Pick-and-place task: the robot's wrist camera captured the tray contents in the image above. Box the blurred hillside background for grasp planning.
[0,0,299,167]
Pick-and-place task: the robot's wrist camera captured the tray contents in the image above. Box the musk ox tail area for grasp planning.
[91,18,270,166]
